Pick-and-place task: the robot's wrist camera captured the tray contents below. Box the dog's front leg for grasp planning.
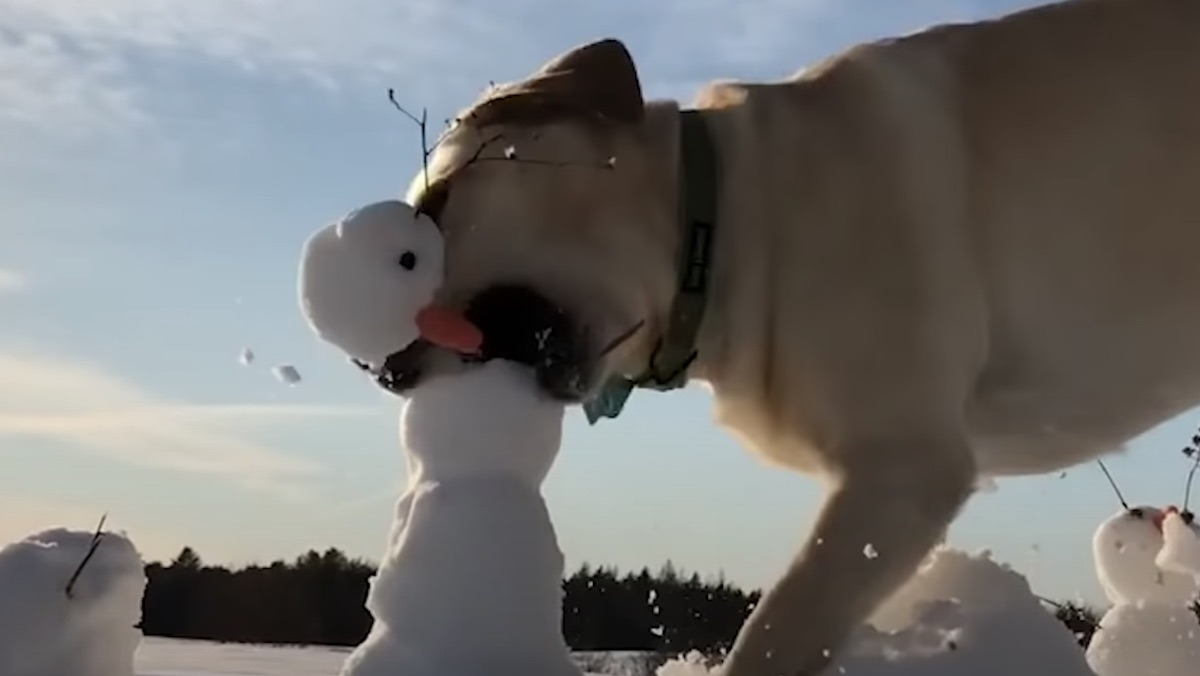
[720,436,976,676]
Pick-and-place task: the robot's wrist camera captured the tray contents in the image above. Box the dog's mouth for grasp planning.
[367,284,596,402]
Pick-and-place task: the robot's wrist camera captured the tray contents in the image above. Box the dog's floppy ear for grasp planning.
[472,38,645,126]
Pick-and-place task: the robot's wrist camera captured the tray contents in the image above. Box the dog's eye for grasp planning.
[398,251,417,271]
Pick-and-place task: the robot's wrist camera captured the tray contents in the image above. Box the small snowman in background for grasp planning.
[1086,499,1200,676]
[298,200,582,676]
[0,526,146,676]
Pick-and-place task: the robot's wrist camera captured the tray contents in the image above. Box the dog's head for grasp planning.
[383,39,684,402]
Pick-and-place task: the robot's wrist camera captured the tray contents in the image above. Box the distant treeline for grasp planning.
[138,546,1180,654]
[141,547,755,653]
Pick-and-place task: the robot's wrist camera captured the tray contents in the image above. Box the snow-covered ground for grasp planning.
[134,638,647,676]
[135,638,353,676]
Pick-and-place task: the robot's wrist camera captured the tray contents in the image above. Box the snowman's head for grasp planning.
[1093,505,1200,605]
[299,200,451,369]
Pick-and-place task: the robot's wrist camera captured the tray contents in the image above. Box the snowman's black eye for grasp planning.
[398,251,417,271]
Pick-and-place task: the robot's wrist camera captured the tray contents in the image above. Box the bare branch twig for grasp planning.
[1034,594,1066,611]
[65,513,108,600]
[1096,460,1130,511]
[388,89,434,194]
[598,319,646,358]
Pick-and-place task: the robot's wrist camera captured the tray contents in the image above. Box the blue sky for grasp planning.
[1,0,1197,607]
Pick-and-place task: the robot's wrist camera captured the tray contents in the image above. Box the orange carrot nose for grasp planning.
[415,304,484,355]
[1154,506,1179,532]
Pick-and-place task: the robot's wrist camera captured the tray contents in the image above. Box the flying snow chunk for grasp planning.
[974,474,999,493]
[0,528,146,676]
[238,347,255,366]
[273,364,301,385]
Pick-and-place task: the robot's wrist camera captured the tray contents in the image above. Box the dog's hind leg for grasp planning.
[719,434,976,676]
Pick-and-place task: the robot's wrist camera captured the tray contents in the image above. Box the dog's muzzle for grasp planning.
[463,284,593,401]
[366,284,594,401]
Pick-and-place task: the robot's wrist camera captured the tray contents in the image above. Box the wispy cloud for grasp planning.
[0,0,526,136]
[0,0,1022,140]
[1,0,461,77]
[0,268,25,294]
[0,30,146,138]
[0,350,367,496]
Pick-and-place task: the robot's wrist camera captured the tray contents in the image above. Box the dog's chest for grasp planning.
[965,357,1200,476]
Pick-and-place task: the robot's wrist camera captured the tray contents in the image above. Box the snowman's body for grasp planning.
[299,200,580,676]
[1087,603,1198,676]
[1086,507,1200,676]
[339,361,580,676]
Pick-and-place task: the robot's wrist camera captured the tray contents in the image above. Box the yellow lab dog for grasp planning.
[372,0,1200,673]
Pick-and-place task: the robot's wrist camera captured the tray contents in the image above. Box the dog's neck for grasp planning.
[584,102,733,422]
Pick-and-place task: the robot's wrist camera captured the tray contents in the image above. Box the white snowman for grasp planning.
[298,200,582,676]
[0,528,146,676]
[1086,505,1200,676]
